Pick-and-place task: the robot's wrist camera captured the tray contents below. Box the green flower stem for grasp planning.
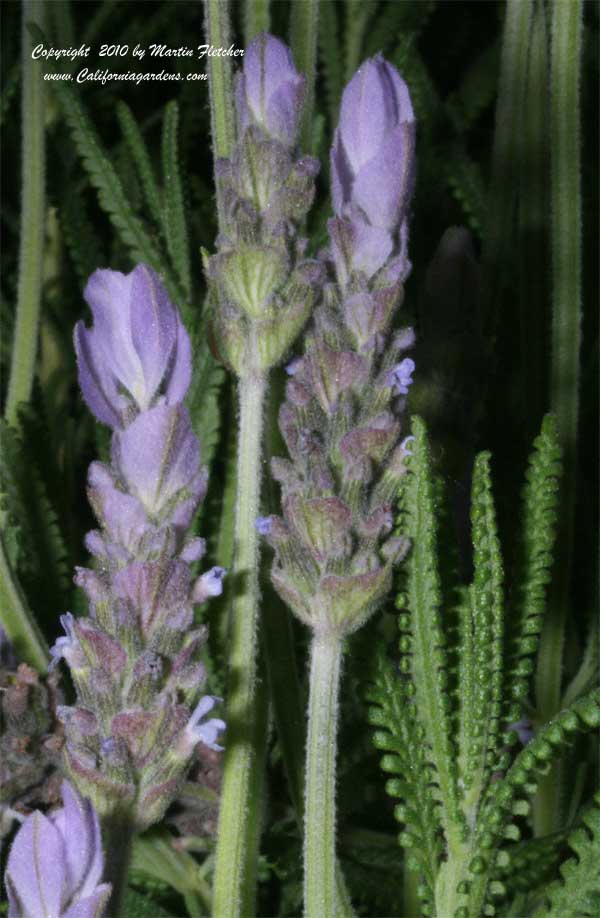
[213,367,268,918]
[290,0,319,152]
[5,0,46,425]
[534,0,583,838]
[0,532,48,670]
[205,0,235,227]
[304,629,342,918]
[102,815,134,918]
[244,0,270,44]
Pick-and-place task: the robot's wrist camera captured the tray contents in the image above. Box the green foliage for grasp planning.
[506,415,562,721]
[365,646,442,907]
[465,689,600,916]
[395,416,462,838]
[116,101,163,229]
[535,791,600,917]
[162,101,192,301]
[122,888,174,918]
[36,45,167,283]
[0,417,70,627]
[459,453,504,813]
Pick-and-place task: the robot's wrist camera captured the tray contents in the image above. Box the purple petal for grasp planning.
[112,405,201,518]
[129,265,177,399]
[164,314,192,405]
[63,885,112,918]
[352,123,415,229]
[74,320,122,428]
[6,811,66,918]
[54,782,104,899]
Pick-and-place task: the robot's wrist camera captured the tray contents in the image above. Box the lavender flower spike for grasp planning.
[56,264,225,841]
[236,33,306,146]
[5,781,111,918]
[74,264,191,429]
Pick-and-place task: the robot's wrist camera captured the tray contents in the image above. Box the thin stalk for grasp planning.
[304,630,342,918]
[482,0,532,329]
[518,0,549,432]
[204,0,235,227]
[534,0,583,837]
[213,367,268,918]
[102,816,134,918]
[5,0,46,425]
[290,0,319,153]
[243,0,270,44]
[0,532,48,670]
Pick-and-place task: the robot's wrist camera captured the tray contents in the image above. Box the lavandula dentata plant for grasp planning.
[206,34,323,914]
[259,56,416,917]
[50,264,225,913]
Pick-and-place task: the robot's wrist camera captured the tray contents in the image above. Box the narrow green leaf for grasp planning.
[0,532,48,671]
[506,415,561,721]
[397,417,462,844]
[535,792,600,917]
[5,1,46,425]
[117,101,163,229]
[343,0,372,83]
[162,101,192,300]
[318,1,342,129]
[518,0,550,426]
[467,688,600,916]
[290,0,319,152]
[365,646,443,910]
[459,452,504,818]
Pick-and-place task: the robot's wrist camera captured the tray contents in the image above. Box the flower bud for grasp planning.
[236,33,306,146]
[331,55,415,232]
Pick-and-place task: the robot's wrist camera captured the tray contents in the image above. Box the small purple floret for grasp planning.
[185,695,226,752]
[387,357,415,395]
[255,516,273,536]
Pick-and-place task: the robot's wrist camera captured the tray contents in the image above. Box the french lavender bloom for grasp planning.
[262,58,416,636]
[330,53,415,283]
[5,781,111,918]
[206,32,323,376]
[53,266,225,831]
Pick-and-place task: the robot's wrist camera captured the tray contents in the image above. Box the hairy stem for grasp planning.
[0,532,48,670]
[243,0,270,44]
[534,0,583,838]
[102,815,134,918]
[290,0,319,152]
[5,0,46,425]
[204,0,235,227]
[304,630,342,918]
[213,367,268,917]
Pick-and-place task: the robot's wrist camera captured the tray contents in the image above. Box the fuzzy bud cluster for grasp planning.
[51,265,225,831]
[260,58,416,636]
[0,654,64,838]
[207,33,324,375]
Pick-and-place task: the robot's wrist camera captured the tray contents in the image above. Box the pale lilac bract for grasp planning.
[74,264,191,429]
[5,781,111,918]
[236,33,306,146]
